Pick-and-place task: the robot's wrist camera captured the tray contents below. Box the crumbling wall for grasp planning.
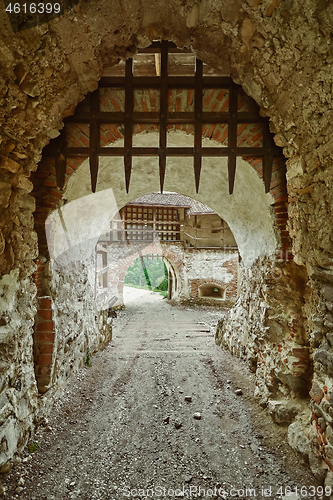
[216,256,309,399]
[215,256,333,480]
[184,249,238,305]
[47,260,111,392]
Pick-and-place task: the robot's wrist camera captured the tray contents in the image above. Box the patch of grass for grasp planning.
[85,350,92,367]
[28,442,40,453]
[113,304,125,311]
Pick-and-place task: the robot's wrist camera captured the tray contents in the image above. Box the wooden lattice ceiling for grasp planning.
[47,41,284,195]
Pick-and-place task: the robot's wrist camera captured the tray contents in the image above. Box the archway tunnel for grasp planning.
[122,254,176,302]
[0,2,333,491]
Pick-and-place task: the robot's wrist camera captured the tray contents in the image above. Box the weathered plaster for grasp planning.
[57,132,277,267]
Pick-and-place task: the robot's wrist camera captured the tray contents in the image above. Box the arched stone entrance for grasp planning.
[0,1,332,479]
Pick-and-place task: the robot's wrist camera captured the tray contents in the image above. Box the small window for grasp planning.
[198,284,225,300]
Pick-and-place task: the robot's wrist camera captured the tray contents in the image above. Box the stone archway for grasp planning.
[118,251,181,305]
[0,1,333,478]
[31,127,281,399]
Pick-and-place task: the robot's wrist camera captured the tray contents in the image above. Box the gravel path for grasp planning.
[3,288,317,499]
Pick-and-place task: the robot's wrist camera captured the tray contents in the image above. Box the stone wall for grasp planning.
[0,270,38,471]
[184,249,238,304]
[216,256,309,397]
[44,260,112,394]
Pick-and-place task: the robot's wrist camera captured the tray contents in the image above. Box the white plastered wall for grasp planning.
[46,131,278,268]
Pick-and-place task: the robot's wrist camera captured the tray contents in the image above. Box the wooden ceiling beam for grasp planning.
[99,75,231,88]
[194,58,203,193]
[124,58,133,193]
[89,89,99,193]
[63,146,283,158]
[159,41,168,193]
[63,110,267,124]
[138,41,192,53]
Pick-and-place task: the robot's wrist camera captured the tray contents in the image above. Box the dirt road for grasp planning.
[4,288,316,499]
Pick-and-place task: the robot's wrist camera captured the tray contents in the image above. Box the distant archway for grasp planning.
[122,253,180,303]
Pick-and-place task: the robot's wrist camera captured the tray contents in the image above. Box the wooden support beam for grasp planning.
[63,146,282,158]
[140,254,152,289]
[124,58,133,193]
[89,89,99,193]
[228,81,238,195]
[64,147,89,156]
[159,41,168,193]
[55,132,66,189]
[99,75,232,88]
[194,58,203,193]
[65,110,267,125]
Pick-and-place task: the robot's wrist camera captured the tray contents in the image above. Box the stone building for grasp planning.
[0,0,333,484]
[95,192,239,307]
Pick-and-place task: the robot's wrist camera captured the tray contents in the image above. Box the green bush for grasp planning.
[155,276,168,291]
[28,442,40,453]
[125,258,169,292]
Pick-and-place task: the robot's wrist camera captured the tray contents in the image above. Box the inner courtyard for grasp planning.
[0,1,333,497]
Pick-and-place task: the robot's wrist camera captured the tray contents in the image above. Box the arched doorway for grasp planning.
[122,254,177,302]
[95,191,240,309]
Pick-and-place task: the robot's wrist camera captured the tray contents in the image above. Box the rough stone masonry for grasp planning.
[1,0,333,486]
